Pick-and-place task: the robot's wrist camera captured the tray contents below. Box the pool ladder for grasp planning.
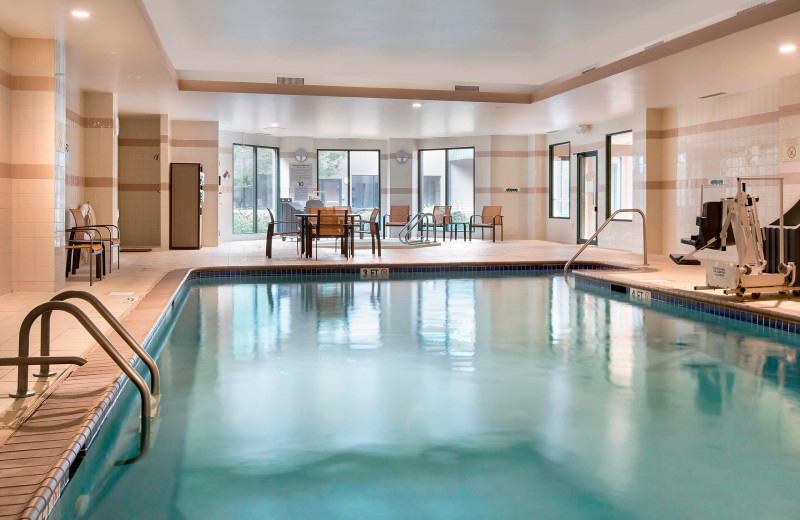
[399,212,435,244]
[0,290,159,465]
[563,209,648,280]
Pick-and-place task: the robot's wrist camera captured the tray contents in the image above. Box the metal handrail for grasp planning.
[6,301,152,465]
[36,291,160,395]
[563,209,648,279]
[399,212,434,244]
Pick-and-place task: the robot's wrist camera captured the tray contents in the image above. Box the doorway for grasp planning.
[577,151,598,244]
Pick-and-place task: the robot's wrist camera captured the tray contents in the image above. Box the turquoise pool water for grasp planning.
[50,274,800,519]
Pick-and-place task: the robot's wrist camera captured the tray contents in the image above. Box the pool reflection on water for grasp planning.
[51,275,800,520]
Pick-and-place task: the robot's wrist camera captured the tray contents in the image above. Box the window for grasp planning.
[317,150,380,219]
[606,131,633,220]
[233,144,279,234]
[549,142,570,218]
[418,147,474,222]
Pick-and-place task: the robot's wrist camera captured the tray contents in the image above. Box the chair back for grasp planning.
[369,208,380,226]
[266,207,276,225]
[390,205,409,222]
[333,205,351,213]
[317,210,347,237]
[482,205,502,224]
[433,205,451,225]
[69,208,89,240]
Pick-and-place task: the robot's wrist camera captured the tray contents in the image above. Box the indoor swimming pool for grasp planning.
[49,272,800,519]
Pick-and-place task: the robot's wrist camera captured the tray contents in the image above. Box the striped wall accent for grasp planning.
[0,68,55,92]
[84,177,118,188]
[119,138,161,147]
[0,164,57,179]
[170,139,219,148]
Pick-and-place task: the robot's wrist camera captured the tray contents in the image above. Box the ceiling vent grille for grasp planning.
[455,85,479,92]
[277,77,304,85]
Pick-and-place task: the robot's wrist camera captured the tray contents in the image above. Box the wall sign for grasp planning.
[781,139,799,162]
[290,163,313,201]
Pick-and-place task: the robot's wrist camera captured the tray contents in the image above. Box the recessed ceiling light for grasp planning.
[270,122,280,127]
[780,43,797,53]
[103,49,119,55]
[71,9,90,18]
[412,103,422,108]
[126,74,141,80]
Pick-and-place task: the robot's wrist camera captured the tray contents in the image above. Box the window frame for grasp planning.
[605,130,633,221]
[232,143,280,235]
[549,141,571,219]
[315,149,381,212]
[417,147,476,220]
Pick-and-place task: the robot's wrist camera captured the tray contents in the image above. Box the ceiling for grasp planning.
[0,0,798,138]
[142,0,741,88]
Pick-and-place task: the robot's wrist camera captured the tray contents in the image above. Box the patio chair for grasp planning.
[69,208,120,272]
[312,209,351,259]
[265,208,300,258]
[65,229,104,285]
[366,208,381,256]
[430,205,452,241]
[382,205,411,239]
[470,206,504,242]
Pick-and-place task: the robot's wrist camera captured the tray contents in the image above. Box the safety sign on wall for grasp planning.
[781,138,800,162]
[290,163,312,201]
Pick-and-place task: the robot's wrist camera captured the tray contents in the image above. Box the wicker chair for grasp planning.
[69,208,120,272]
[366,208,381,256]
[469,206,504,242]
[312,209,351,259]
[430,205,452,241]
[382,205,411,239]
[65,228,104,285]
[265,208,300,258]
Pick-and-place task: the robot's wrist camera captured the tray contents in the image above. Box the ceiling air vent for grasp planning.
[277,77,304,85]
[698,92,726,99]
[455,85,479,92]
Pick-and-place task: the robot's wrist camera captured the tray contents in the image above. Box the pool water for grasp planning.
[50,274,800,519]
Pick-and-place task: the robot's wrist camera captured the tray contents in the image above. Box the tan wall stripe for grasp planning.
[11,75,55,92]
[0,162,10,179]
[202,184,218,192]
[0,68,10,90]
[219,147,232,155]
[170,139,219,148]
[160,135,169,144]
[66,174,84,187]
[779,102,800,118]
[119,138,161,147]
[161,182,170,191]
[87,118,115,129]
[84,177,117,188]
[66,109,87,128]
[12,164,54,179]
[119,183,160,191]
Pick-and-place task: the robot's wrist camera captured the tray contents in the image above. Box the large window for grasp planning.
[549,142,571,219]
[418,147,474,222]
[233,144,279,234]
[317,150,380,219]
[606,131,633,220]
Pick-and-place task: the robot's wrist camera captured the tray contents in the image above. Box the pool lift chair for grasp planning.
[670,177,797,298]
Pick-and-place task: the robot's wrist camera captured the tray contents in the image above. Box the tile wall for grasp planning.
[0,30,11,295]
[118,117,161,246]
[169,120,219,247]
[10,38,57,292]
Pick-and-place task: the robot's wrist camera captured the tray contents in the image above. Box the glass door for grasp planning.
[577,151,598,244]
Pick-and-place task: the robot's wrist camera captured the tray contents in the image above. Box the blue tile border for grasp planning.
[186,262,629,282]
[573,274,800,336]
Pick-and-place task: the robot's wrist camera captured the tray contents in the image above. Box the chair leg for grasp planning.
[65,250,71,278]
[501,225,503,241]
[266,230,273,258]
[492,225,495,243]
[377,232,381,257]
[96,254,102,280]
[88,251,92,286]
